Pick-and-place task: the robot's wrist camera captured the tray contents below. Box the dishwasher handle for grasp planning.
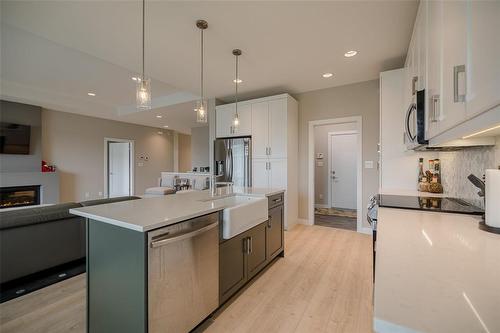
[150,221,218,248]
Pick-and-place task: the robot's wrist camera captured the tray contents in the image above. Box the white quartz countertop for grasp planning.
[70,187,284,232]
[374,207,500,333]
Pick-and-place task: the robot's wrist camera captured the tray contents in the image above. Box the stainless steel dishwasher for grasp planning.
[148,212,219,333]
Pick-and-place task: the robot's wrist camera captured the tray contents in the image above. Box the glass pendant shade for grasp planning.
[136,77,151,110]
[233,112,239,129]
[195,99,208,123]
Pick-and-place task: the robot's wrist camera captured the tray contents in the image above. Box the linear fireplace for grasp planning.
[0,185,41,209]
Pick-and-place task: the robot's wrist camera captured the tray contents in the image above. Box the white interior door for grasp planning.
[108,142,131,198]
[329,133,357,210]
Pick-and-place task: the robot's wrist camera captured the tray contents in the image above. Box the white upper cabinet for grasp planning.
[251,101,269,159]
[268,99,287,159]
[466,1,500,117]
[412,0,499,141]
[425,0,442,139]
[439,0,467,132]
[216,103,251,138]
[251,97,288,159]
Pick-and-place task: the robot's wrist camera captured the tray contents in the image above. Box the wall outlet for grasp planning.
[319,194,323,200]
[138,162,144,167]
[364,160,374,169]
[98,192,103,197]
[316,161,324,167]
[85,192,90,198]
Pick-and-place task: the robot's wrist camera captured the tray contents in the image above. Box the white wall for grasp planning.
[42,109,174,202]
[314,122,357,206]
[296,79,380,227]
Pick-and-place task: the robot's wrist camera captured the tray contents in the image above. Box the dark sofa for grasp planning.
[0,196,140,284]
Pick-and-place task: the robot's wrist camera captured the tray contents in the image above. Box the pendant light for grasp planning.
[136,0,151,110]
[195,20,208,123]
[232,49,242,130]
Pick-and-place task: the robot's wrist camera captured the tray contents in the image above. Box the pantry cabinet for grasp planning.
[216,94,298,230]
[406,0,500,141]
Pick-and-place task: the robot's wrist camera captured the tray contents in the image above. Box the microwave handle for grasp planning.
[405,103,416,142]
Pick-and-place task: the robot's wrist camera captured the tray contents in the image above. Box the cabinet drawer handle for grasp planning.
[248,237,253,254]
[273,198,282,203]
[454,65,466,103]
[267,218,272,228]
[430,95,440,123]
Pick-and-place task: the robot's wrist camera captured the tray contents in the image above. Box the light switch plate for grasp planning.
[364,161,374,169]
[316,161,324,167]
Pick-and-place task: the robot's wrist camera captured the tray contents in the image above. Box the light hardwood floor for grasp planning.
[0,224,373,333]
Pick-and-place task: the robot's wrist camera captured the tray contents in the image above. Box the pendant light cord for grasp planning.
[142,0,145,79]
[235,53,239,116]
[201,28,204,101]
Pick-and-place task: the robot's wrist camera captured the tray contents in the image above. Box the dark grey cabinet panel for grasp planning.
[246,222,267,280]
[87,219,147,333]
[219,232,247,304]
[267,204,284,260]
[219,199,285,306]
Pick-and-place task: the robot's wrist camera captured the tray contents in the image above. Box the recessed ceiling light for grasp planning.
[132,77,138,81]
[344,50,358,57]
[322,73,333,78]
[233,79,243,84]
[163,125,169,128]
[156,115,162,118]
[87,92,96,96]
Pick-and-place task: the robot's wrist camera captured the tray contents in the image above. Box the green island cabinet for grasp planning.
[219,192,285,305]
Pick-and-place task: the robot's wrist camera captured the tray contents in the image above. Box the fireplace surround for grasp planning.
[0,185,41,209]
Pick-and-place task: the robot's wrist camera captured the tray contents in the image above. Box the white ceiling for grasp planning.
[0,0,418,134]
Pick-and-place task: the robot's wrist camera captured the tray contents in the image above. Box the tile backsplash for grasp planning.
[439,140,499,208]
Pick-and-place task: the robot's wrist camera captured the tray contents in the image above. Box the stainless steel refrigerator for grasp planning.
[214,137,252,187]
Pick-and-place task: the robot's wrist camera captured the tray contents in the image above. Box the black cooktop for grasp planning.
[378,194,484,215]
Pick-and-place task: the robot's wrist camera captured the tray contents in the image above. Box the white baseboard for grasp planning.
[314,204,329,209]
[359,227,373,235]
[297,218,312,226]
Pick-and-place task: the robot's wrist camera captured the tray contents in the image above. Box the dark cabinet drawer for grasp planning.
[268,193,284,209]
[267,205,284,260]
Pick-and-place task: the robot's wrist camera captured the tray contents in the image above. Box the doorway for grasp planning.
[104,138,134,198]
[308,117,362,232]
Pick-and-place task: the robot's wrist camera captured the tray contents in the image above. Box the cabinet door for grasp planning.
[252,159,269,188]
[440,0,467,132]
[234,104,252,136]
[426,0,443,139]
[416,2,427,92]
[251,101,269,159]
[219,233,247,305]
[216,105,235,138]
[267,205,284,260]
[246,222,267,280]
[268,99,287,159]
[269,159,286,189]
[466,0,500,117]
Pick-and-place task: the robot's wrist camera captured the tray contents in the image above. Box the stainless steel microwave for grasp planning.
[404,89,428,150]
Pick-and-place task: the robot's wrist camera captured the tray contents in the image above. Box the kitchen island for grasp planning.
[374,207,500,333]
[70,187,285,333]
